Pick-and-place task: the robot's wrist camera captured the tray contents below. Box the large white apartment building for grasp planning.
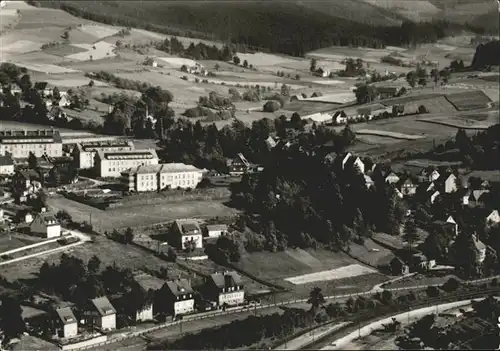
[0,130,63,159]
[73,140,134,169]
[121,163,205,192]
[94,149,159,178]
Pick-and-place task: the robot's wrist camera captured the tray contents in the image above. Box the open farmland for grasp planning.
[445,90,492,111]
[42,43,89,57]
[418,115,496,130]
[285,264,377,285]
[46,195,238,231]
[356,129,426,140]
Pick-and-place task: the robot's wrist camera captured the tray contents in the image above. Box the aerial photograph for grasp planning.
[0,0,498,349]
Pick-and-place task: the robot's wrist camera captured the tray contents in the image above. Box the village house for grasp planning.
[207,271,245,307]
[34,82,57,98]
[316,67,330,78]
[473,235,486,264]
[227,153,250,176]
[385,172,400,184]
[410,253,436,272]
[55,307,78,339]
[378,255,409,276]
[444,173,458,193]
[171,219,203,250]
[30,211,61,238]
[89,296,116,331]
[467,189,490,208]
[398,177,417,196]
[0,129,63,159]
[265,136,277,149]
[342,153,365,174]
[0,155,14,175]
[364,175,374,189]
[332,111,347,125]
[430,190,440,204]
[419,168,440,183]
[135,302,153,323]
[17,209,34,224]
[289,94,304,102]
[432,215,459,237]
[94,148,159,178]
[9,83,22,95]
[486,210,500,227]
[205,224,229,238]
[376,86,399,100]
[163,279,195,317]
[121,163,205,192]
[12,169,42,195]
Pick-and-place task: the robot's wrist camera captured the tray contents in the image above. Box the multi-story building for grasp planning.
[0,130,63,159]
[0,155,14,175]
[73,140,134,169]
[163,279,195,317]
[121,163,205,192]
[94,149,159,178]
[30,211,61,238]
[207,271,245,307]
[171,219,203,250]
[89,296,116,331]
[55,307,78,339]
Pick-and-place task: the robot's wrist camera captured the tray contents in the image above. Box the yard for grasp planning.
[0,233,42,254]
[46,194,238,231]
[347,239,393,268]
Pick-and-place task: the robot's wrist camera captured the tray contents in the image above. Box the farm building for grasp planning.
[486,210,500,226]
[376,86,399,99]
[227,153,250,176]
[303,112,333,124]
[332,111,347,124]
[30,211,61,239]
[377,255,409,276]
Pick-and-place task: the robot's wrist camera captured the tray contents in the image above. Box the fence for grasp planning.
[70,275,500,350]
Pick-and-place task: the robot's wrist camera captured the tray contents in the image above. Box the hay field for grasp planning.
[42,43,88,57]
[0,40,39,54]
[66,41,116,61]
[285,264,377,285]
[305,92,356,104]
[237,53,302,67]
[157,57,199,68]
[418,116,495,130]
[45,78,108,88]
[445,90,492,111]
[356,129,426,140]
[12,62,80,74]
[312,80,345,86]
[78,24,120,39]
[307,46,396,63]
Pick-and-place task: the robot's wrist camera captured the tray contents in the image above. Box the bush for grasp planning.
[441,278,460,293]
[181,76,189,81]
[263,100,280,112]
[418,105,429,114]
[491,278,498,287]
[426,286,440,298]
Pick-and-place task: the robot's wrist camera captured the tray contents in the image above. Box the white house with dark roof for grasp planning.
[486,210,500,226]
[90,296,116,331]
[30,211,61,238]
[0,155,14,175]
[332,111,347,125]
[0,130,63,159]
[171,219,203,250]
[208,271,245,307]
[385,172,400,184]
[164,279,195,316]
[227,153,250,176]
[205,224,228,238]
[73,140,135,169]
[55,307,78,339]
[265,136,277,149]
[444,173,458,193]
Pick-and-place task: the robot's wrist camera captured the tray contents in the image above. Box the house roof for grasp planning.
[34,82,48,90]
[333,111,347,118]
[470,189,489,201]
[165,279,194,296]
[206,224,228,232]
[77,140,133,152]
[0,155,13,166]
[56,307,77,325]
[210,271,243,288]
[33,212,59,226]
[174,220,201,236]
[0,130,62,144]
[473,236,486,251]
[376,86,398,93]
[265,136,277,148]
[96,148,158,161]
[376,254,398,267]
[91,296,116,316]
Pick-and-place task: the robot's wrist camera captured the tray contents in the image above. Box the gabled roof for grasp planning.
[473,236,486,251]
[470,189,489,202]
[235,153,250,167]
[165,279,194,297]
[33,212,59,226]
[265,136,277,149]
[210,271,243,289]
[333,110,347,118]
[0,155,13,166]
[174,220,201,236]
[34,82,48,90]
[56,307,77,325]
[91,296,116,316]
[17,169,41,181]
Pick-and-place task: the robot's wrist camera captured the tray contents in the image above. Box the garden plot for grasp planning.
[77,24,120,39]
[285,264,377,285]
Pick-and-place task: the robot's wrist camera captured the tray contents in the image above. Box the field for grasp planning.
[0,235,189,282]
[347,239,393,267]
[445,90,492,111]
[0,234,42,254]
[285,264,378,285]
[356,129,426,140]
[46,195,238,231]
[418,113,497,130]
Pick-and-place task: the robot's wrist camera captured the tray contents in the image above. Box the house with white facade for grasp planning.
[135,303,153,322]
[444,173,458,193]
[90,296,116,331]
[55,307,78,339]
[30,211,61,238]
[430,191,440,204]
[0,130,63,159]
[164,279,195,317]
[205,224,229,238]
[207,271,245,307]
[473,235,486,264]
[94,149,159,178]
[0,155,14,175]
[486,210,500,226]
[385,172,400,184]
[171,219,203,250]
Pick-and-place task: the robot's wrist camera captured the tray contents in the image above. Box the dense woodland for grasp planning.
[471,40,500,69]
[40,1,487,57]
